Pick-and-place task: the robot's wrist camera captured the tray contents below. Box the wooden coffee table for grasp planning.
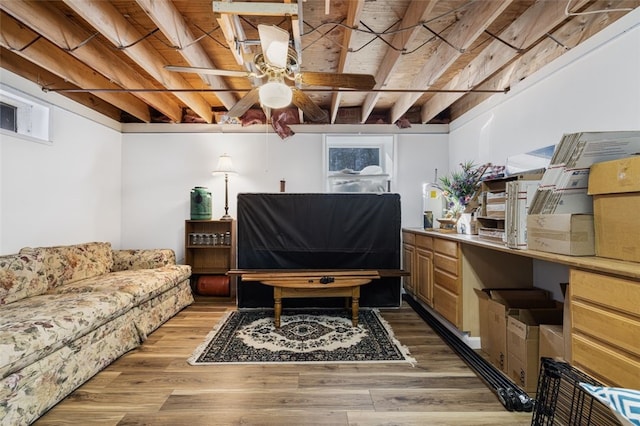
[235,270,380,327]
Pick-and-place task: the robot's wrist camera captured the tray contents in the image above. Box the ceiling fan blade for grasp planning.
[165,65,250,78]
[257,24,289,69]
[227,88,260,118]
[299,72,376,90]
[291,88,327,122]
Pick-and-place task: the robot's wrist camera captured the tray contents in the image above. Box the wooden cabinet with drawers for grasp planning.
[415,235,434,308]
[401,231,416,295]
[570,269,640,388]
[402,231,434,308]
[402,226,640,388]
[433,238,462,328]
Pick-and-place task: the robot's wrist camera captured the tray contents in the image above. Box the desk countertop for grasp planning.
[403,227,640,280]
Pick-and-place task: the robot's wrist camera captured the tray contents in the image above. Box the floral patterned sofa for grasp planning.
[0,242,193,425]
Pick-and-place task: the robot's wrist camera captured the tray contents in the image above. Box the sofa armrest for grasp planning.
[111,249,176,271]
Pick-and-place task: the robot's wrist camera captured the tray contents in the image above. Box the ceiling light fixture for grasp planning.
[259,81,292,109]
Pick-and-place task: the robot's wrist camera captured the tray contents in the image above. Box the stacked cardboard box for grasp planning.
[588,155,640,262]
[527,131,640,256]
[474,288,558,373]
[539,324,565,360]
[507,309,563,393]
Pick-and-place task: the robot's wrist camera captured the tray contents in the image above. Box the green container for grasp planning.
[190,187,212,220]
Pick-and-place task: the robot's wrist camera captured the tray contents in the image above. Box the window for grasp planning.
[324,135,395,192]
[328,146,380,173]
[0,84,51,143]
[0,102,17,132]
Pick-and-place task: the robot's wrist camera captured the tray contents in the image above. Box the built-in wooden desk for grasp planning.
[402,228,640,389]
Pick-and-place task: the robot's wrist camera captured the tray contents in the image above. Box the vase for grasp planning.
[190,187,212,220]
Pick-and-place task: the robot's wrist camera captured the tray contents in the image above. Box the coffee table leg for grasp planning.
[274,287,282,328]
[351,287,360,327]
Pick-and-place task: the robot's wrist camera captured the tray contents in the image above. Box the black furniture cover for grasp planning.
[236,192,401,308]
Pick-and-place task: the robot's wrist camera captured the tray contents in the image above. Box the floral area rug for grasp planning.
[188,309,415,365]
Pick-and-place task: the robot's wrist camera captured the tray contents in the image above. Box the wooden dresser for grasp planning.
[570,269,640,388]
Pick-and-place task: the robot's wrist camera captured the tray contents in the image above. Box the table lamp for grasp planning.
[212,153,237,220]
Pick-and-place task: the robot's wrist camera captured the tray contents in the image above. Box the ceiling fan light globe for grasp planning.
[259,82,292,109]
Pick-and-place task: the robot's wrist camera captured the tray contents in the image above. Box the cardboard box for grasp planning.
[561,283,572,363]
[474,288,557,372]
[507,309,563,393]
[539,324,565,360]
[527,214,595,256]
[588,156,640,262]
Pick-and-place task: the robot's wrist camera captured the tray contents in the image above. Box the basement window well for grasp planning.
[0,84,51,143]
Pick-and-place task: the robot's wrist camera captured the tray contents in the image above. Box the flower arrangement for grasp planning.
[439,161,485,216]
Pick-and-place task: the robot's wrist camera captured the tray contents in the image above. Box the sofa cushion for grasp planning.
[0,291,133,379]
[21,242,113,289]
[50,265,191,305]
[0,251,48,305]
[0,311,141,426]
[112,249,176,271]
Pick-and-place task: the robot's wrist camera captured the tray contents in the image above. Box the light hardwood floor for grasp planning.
[35,297,533,425]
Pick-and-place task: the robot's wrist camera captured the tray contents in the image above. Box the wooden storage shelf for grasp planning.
[476,172,542,244]
[184,219,237,298]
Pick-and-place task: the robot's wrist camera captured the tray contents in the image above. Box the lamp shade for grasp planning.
[259,81,292,109]
[213,154,236,174]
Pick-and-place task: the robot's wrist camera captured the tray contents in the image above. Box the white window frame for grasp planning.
[323,134,395,192]
[0,84,52,144]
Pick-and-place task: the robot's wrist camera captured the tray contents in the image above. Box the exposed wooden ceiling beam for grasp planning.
[286,0,303,122]
[0,47,123,122]
[289,0,303,68]
[135,0,237,110]
[390,0,512,124]
[449,0,636,121]
[62,0,214,123]
[212,2,298,16]
[0,0,182,123]
[0,12,151,122]
[420,0,591,123]
[330,0,365,124]
[360,0,439,124]
[215,13,256,71]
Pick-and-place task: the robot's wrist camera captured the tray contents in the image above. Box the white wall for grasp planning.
[120,132,326,261]
[0,73,122,254]
[395,133,449,227]
[120,130,449,262]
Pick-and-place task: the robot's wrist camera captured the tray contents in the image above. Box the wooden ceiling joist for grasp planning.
[420,0,591,123]
[135,0,238,110]
[0,47,123,122]
[389,0,512,124]
[62,0,214,123]
[359,0,439,124]
[0,12,151,122]
[449,0,635,120]
[329,0,365,124]
[0,0,183,123]
[212,1,298,16]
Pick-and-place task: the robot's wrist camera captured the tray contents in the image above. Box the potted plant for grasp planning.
[439,161,487,232]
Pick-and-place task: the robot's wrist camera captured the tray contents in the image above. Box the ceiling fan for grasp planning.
[166,24,376,122]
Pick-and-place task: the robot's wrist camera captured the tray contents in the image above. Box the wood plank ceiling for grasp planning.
[1,0,638,127]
